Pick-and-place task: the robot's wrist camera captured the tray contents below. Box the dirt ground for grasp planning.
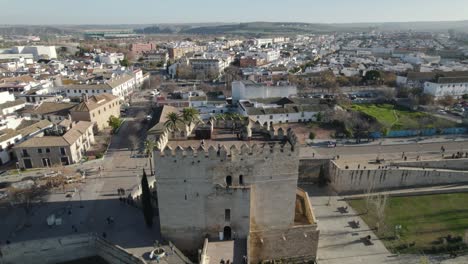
[276,122,336,144]
[88,128,112,157]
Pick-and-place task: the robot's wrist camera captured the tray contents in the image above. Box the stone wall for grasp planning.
[248,226,319,264]
[298,159,329,183]
[329,161,468,194]
[392,158,468,171]
[154,141,299,253]
[0,233,144,264]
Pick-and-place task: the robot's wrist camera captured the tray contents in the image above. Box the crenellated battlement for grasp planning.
[155,141,296,162]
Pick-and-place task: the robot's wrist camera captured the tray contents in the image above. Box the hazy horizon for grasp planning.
[1,0,468,25]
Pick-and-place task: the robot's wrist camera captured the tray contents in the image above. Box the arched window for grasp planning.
[239,175,244,185]
[226,176,232,187]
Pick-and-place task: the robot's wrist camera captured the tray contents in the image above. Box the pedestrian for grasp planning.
[312,152,315,158]
[404,156,407,161]
[243,256,247,264]
[102,232,107,238]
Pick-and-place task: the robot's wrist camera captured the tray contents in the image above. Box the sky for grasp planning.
[1,0,468,25]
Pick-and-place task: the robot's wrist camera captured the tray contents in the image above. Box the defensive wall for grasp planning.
[329,160,468,194]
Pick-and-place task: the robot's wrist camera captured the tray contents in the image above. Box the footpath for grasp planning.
[310,135,468,148]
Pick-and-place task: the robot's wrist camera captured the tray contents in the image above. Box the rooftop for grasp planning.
[0,99,25,111]
[71,93,118,112]
[22,102,76,116]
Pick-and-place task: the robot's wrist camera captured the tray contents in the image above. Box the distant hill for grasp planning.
[134,26,174,34]
[174,21,468,35]
[178,22,367,35]
[0,26,73,36]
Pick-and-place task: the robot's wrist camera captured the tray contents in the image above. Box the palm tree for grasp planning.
[181,107,200,128]
[144,140,155,175]
[164,112,181,131]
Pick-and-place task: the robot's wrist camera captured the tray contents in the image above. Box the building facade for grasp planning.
[70,94,120,131]
[14,121,94,168]
[424,77,468,99]
[231,81,297,103]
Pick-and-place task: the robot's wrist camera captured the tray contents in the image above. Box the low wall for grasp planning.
[392,158,468,171]
[329,161,468,194]
[0,233,144,264]
[298,159,329,183]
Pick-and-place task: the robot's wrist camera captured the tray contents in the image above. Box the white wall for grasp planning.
[232,81,297,103]
[424,81,468,98]
[0,91,15,104]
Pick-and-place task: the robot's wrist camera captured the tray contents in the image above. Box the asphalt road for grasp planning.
[308,140,468,157]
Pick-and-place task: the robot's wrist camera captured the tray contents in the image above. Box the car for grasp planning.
[437,109,447,114]
[146,115,152,121]
[327,141,337,148]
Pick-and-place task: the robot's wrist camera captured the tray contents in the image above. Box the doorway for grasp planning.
[223,226,232,240]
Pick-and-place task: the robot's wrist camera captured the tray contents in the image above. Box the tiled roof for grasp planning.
[0,99,25,111]
[64,83,111,91]
[15,136,69,147]
[438,77,468,84]
[22,102,76,116]
[15,121,92,148]
[71,93,118,112]
[106,74,133,88]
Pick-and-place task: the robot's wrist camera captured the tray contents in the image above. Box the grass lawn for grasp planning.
[350,104,456,130]
[348,193,468,254]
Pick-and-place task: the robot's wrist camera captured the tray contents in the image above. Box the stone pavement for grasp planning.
[302,185,468,264]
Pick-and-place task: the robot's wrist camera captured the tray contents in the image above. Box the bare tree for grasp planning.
[372,194,388,234]
[128,135,139,152]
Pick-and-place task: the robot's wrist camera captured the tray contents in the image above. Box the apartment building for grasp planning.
[63,74,136,100]
[14,121,95,168]
[70,94,120,131]
[0,119,53,165]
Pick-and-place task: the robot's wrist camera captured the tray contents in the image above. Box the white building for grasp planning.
[238,98,325,125]
[424,77,468,99]
[255,38,273,47]
[231,81,297,103]
[11,46,57,60]
[63,74,136,100]
[98,53,125,65]
[189,58,229,77]
[0,91,15,105]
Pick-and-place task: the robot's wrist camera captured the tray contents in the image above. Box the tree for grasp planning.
[108,115,122,133]
[128,135,139,152]
[418,94,435,106]
[144,140,155,176]
[141,169,154,228]
[438,95,456,107]
[120,59,130,67]
[317,165,329,187]
[177,64,194,79]
[164,112,181,131]
[316,112,323,122]
[363,70,381,83]
[309,131,316,140]
[181,107,200,128]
